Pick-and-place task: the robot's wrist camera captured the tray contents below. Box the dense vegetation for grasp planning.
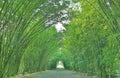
[0,0,120,78]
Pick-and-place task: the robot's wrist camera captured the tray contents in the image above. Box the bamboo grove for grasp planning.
[0,0,120,78]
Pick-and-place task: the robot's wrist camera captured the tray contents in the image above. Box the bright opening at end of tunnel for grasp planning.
[56,61,64,69]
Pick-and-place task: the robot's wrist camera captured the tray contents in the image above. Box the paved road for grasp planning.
[15,70,88,78]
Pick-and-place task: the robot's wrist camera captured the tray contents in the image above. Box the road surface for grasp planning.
[10,70,96,78]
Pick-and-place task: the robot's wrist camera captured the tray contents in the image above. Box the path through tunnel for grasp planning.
[0,0,120,78]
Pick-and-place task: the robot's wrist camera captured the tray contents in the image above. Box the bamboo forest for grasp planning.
[0,0,120,78]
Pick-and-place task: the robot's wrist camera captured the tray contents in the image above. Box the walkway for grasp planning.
[11,70,93,78]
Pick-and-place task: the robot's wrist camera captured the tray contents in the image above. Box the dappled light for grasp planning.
[0,0,120,78]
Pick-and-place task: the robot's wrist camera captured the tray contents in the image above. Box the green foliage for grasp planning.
[0,0,48,77]
[0,0,120,78]
[62,0,120,78]
[18,28,58,73]
[47,51,73,70]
